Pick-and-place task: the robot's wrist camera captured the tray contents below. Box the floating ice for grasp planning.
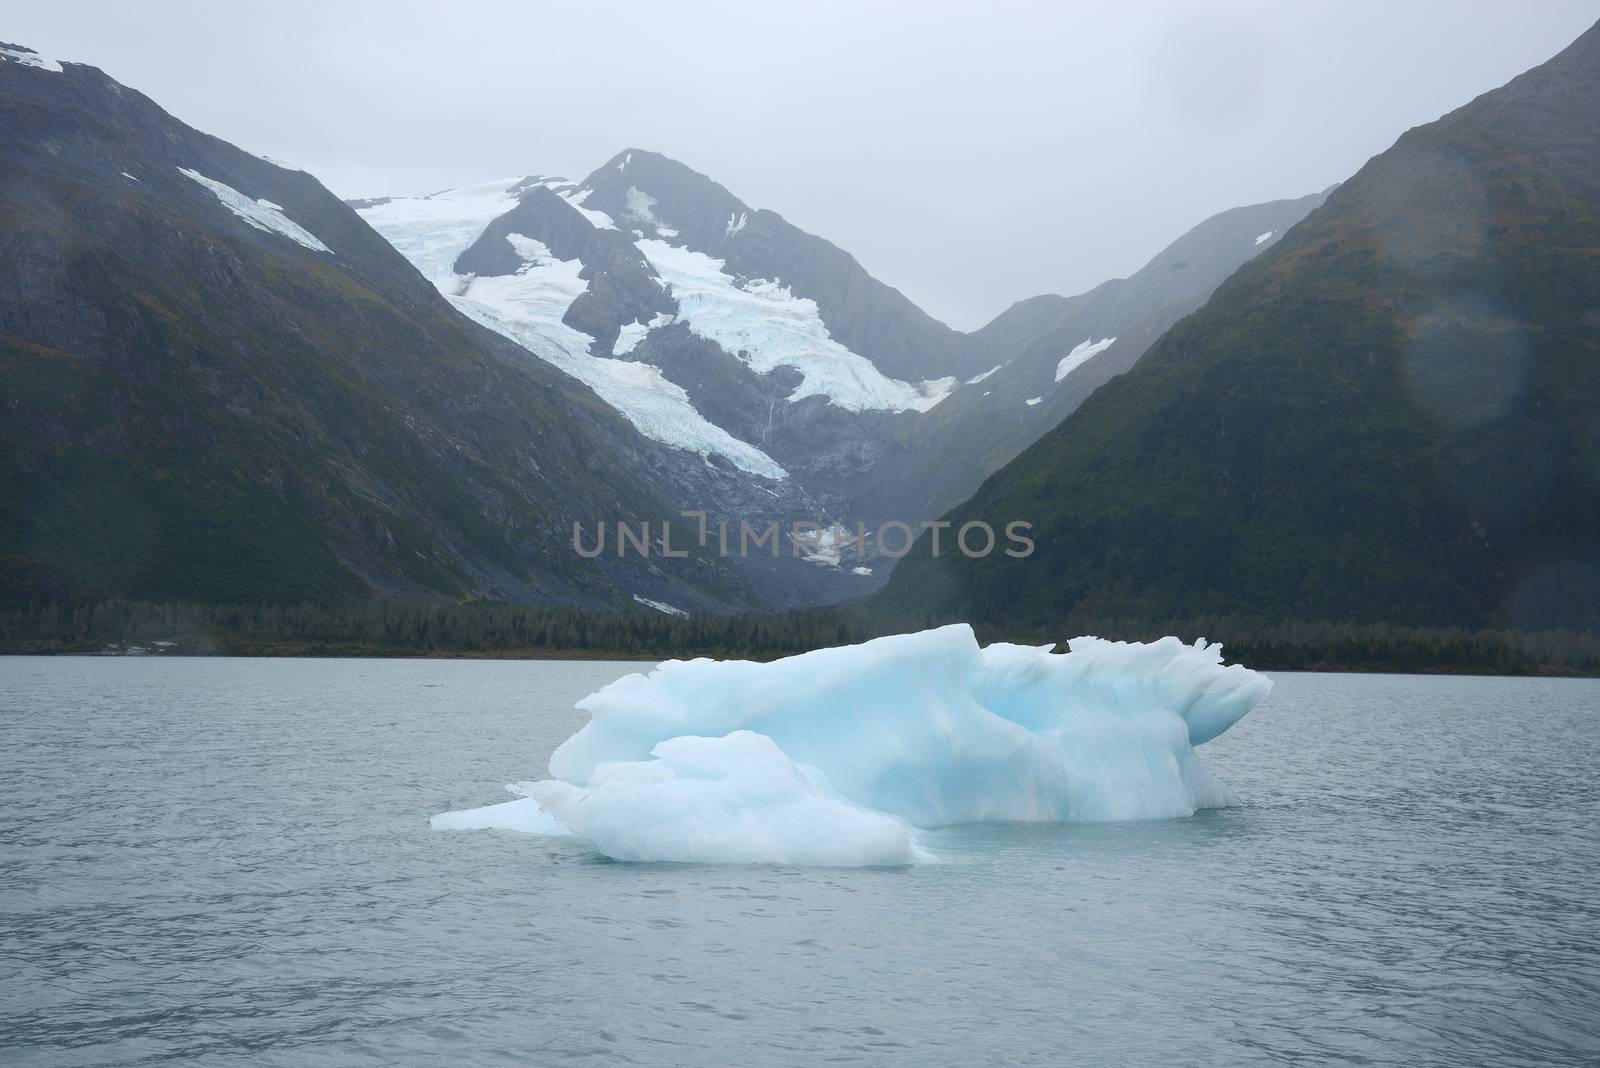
[434,624,1272,866]
[178,168,331,253]
[526,732,923,866]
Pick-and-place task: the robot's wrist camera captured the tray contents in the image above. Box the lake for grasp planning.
[2,657,1597,1065]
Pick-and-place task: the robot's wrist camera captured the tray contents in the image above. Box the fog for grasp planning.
[9,0,1596,328]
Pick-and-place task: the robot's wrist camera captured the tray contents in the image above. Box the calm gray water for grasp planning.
[1,657,1597,1066]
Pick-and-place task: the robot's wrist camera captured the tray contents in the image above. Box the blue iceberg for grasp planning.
[433,624,1272,865]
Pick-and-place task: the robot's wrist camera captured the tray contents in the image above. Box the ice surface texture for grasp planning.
[432,624,1272,865]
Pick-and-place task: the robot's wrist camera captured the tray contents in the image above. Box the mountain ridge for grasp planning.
[874,19,1600,631]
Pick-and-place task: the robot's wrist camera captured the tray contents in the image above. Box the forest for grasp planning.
[4,599,1598,676]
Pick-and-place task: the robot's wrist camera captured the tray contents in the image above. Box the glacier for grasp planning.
[638,239,956,414]
[357,188,787,480]
[433,624,1272,866]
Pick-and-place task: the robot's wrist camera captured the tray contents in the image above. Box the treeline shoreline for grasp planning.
[3,600,1599,677]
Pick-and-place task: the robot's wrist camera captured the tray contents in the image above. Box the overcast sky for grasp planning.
[10,1,1598,328]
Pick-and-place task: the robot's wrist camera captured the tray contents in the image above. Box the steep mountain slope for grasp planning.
[0,44,753,611]
[855,190,1330,526]
[876,21,1600,631]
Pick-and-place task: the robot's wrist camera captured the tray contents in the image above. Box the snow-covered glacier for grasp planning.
[432,624,1272,866]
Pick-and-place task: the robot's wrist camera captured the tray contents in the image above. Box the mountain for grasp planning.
[354,151,1321,580]
[875,21,1600,632]
[0,43,755,612]
[852,189,1330,526]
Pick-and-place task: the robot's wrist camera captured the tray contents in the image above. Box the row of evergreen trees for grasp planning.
[3,599,1598,675]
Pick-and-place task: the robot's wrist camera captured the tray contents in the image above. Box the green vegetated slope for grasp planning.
[876,21,1600,632]
[0,47,746,611]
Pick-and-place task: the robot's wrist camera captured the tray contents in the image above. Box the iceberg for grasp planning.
[432,624,1272,865]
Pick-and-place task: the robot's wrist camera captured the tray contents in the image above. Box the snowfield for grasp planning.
[0,44,64,72]
[638,240,955,413]
[357,171,965,477]
[1055,336,1117,382]
[450,238,788,479]
[358,188,787,479]
[355,177,524,279]
[178,168,331,253]
[433,624,1273,865]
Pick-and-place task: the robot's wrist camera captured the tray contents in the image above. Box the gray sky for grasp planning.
[10,1,1598,329]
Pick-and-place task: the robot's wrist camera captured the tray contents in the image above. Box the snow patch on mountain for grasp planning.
[1025,396,1042,406]
[120,171,140,182]
[613,312,675,356]
[178,168,331,253]
[637,239,955,413]
[633,595,688,617]
[1255,230,1275,246]
[1055,336,1116,382]
[0,45,63,72]
[613,321,649,356]
[725,211,749,238]
[554,184,617,230]
[967,364,1001,385]
[624,186,660,226]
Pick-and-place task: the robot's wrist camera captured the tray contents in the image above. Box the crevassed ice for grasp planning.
[178,168,331,253]
[433,624,1273,866]
[638,239,955,413]
[1055,336,1116,382]
[358,191,786,479]
[356,177,523,279]
[449,236,787,480]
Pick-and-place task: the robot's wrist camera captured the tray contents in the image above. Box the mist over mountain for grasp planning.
[875,20,1600,632]
[6,17,1597,635]
[351,147,1316,581]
